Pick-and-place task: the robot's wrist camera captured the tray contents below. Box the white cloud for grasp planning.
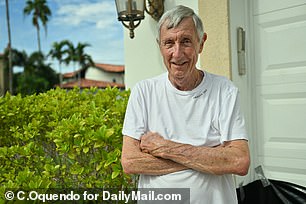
[53,1,117,29]
[49,1,124,66]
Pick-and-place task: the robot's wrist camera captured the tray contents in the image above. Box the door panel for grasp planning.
[253,2,306,186]
[255,5,306,86]
[254,0,306,15]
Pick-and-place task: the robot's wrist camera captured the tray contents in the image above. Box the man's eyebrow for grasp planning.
[180,33,193,38]
[161,38,174,42]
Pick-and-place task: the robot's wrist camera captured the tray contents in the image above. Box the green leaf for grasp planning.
[93,142,103,148]
[68,152,76,160]
[104,157,117,168]
[111,171,120,179]
[53,139,62,143]
[83,147,89,154]
[105,128,114,138]
[96,162,103,171]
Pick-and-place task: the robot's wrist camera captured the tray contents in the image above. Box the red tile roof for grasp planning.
[94,63,124,73]
[58,79,125,89]
[62,64,124,79]
[62,72,76,78]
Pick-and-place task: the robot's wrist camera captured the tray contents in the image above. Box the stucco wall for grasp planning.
[85,67,124,84]
[124,0,199,89]
[199,0,231,79]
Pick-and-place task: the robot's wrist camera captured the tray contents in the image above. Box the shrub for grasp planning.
[0,87,136,201]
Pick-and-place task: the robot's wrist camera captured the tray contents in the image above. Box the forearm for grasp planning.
[121,136,188,175]
[140,134,250,176]
[122,152,188,175]
[158,142,238,175]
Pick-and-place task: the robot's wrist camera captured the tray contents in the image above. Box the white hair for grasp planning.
[156,5,205,43]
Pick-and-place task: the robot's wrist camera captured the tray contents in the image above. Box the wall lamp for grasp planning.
[115,0,164,39]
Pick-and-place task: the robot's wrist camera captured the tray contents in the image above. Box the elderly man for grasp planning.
[121,5,250,204]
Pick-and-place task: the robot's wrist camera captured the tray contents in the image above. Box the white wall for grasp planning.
[229,0,256,186]
[85,67,124,84]
[124,0,199,89]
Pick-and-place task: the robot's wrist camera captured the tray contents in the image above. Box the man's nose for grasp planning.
[172,43,184,58]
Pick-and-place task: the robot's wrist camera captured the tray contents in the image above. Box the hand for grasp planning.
[140,132,166,157]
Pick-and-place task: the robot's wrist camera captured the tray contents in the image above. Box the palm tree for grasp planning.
[75,42,94,82]
[1,48,27,94]
[16,51,58,95]
[61,41,94,86]
[5,0,13,94]
[23,0,52,53]
[48,41,66,87]
[75,42,94,67]
[62,40,77,81]
[2,48,58,95]
[75,43,94,87]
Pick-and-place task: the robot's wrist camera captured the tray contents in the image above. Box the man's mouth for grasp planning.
[172,61,187,66]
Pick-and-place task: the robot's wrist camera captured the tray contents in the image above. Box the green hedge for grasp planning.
[0,87,135,199]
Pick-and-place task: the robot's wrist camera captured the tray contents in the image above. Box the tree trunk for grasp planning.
[5,0,13,94]
[36,23,41,52]
[59,62,62,88]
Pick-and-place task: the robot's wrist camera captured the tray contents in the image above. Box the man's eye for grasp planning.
[164,41,174,47]
[182,39,191,44]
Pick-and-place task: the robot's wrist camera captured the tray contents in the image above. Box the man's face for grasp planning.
[159,17,205,81]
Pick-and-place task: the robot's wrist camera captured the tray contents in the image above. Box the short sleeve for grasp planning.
[122,83,147,140]
[219,87,248,143]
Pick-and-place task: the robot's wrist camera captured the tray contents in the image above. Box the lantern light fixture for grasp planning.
[115,0,164,39]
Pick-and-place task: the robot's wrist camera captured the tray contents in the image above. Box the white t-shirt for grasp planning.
[122,71,248,204]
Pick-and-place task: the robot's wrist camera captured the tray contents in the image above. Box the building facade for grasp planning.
[61,63,125,89]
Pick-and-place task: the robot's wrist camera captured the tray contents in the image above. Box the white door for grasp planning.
[231,0,306,187]
[252,0,306,187]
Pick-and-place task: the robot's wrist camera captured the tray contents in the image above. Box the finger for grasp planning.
[142,149,149,153]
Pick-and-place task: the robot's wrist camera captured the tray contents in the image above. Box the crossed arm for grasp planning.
[121,132,250,176]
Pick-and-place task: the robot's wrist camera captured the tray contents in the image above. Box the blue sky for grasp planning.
[0,0,124,73]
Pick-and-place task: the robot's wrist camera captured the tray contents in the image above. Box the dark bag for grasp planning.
[236,179,306,204]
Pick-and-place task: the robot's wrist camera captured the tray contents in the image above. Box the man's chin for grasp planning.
[172,73,188,82]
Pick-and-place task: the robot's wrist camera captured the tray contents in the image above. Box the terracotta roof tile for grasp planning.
[63,72,76,78]
[58,79,125,89]
[62,63,124,78]
[94,63,124,73]
[62,68,84,78]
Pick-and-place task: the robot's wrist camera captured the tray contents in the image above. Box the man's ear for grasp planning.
[156,38,160,46]
[198,33,207,53]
